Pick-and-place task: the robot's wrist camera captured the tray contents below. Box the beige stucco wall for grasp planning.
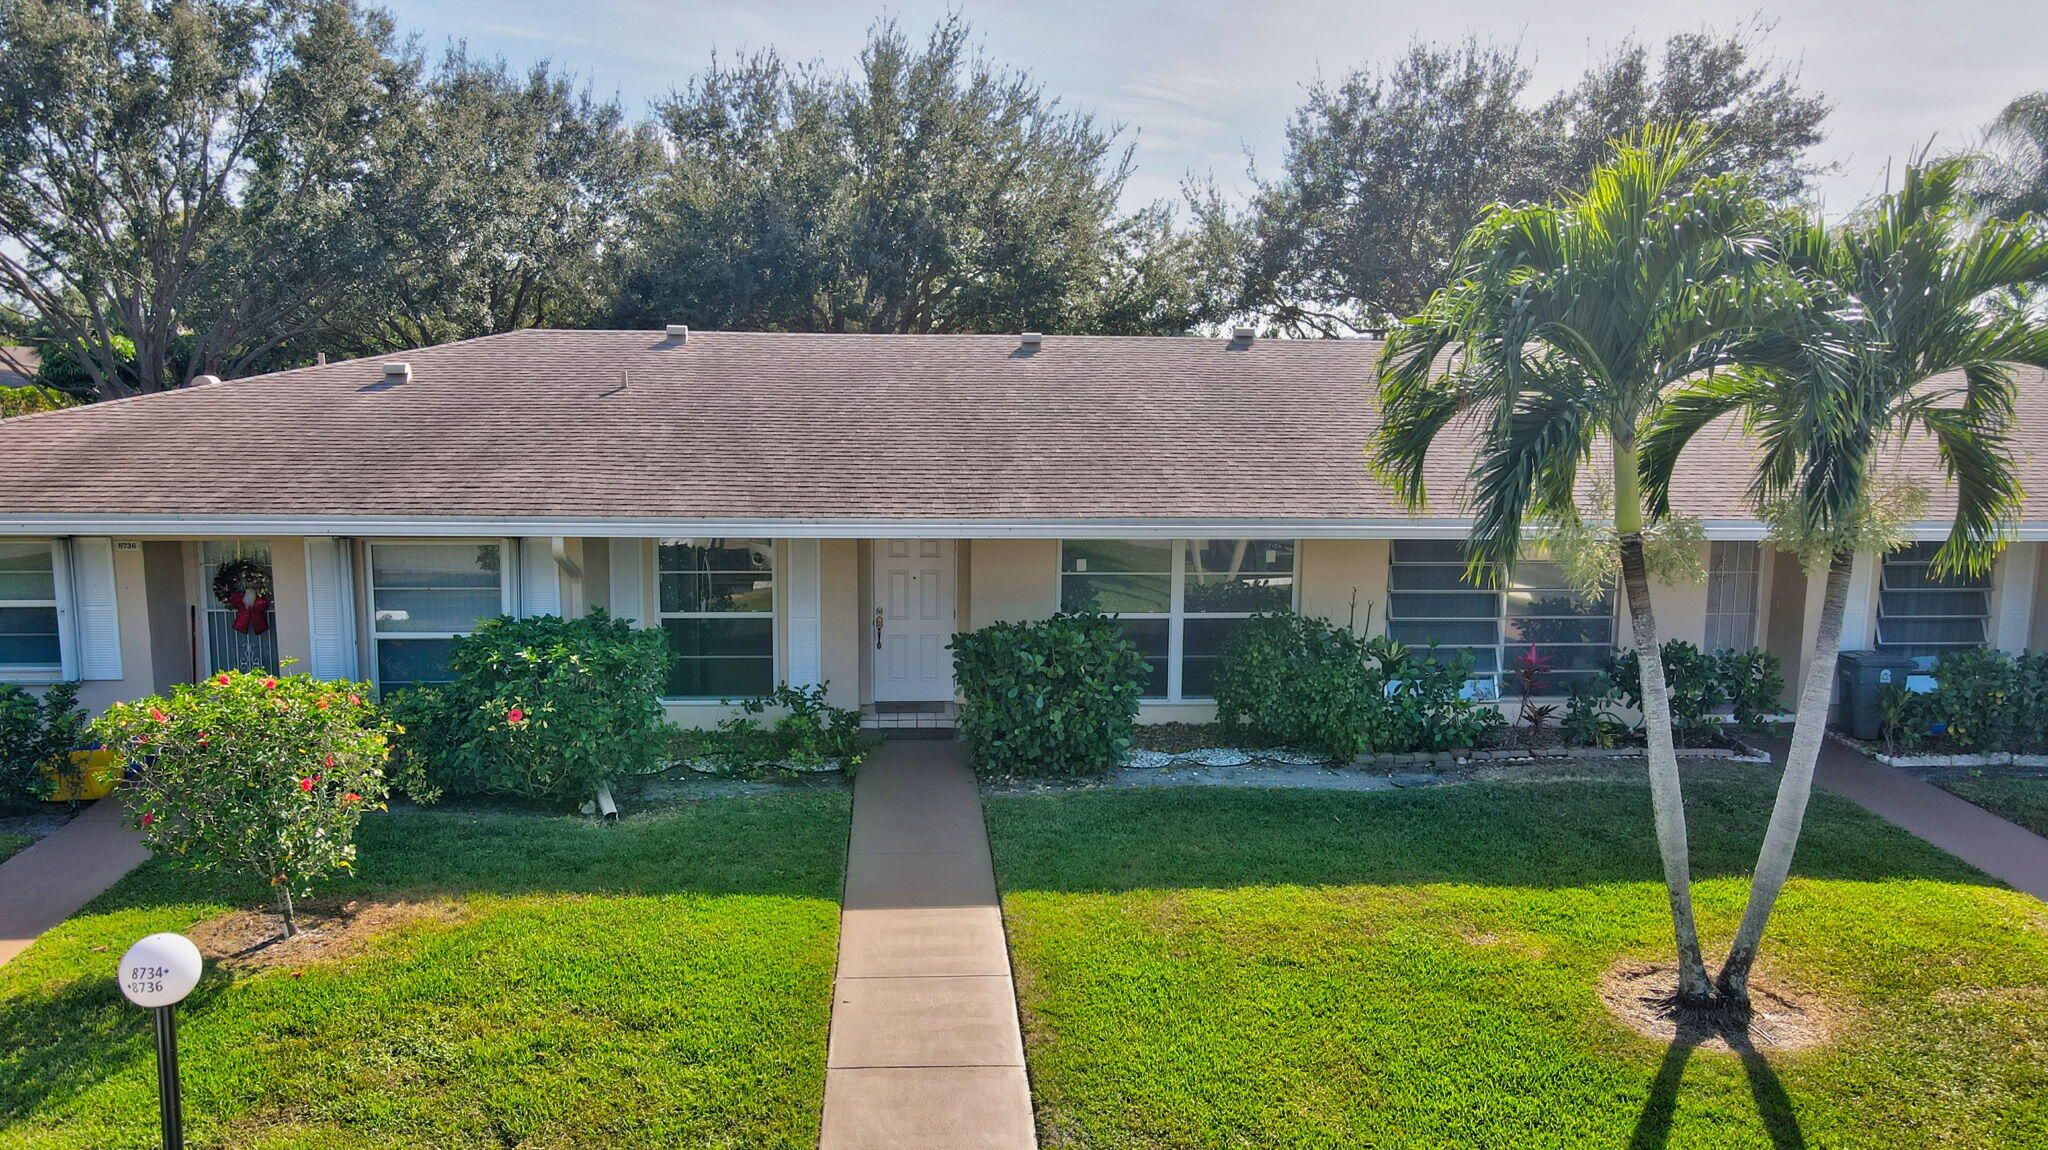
[966,538,1058,628]
[1299,538,1387,633]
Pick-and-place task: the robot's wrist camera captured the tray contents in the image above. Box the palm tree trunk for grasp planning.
[1619,534,1716,1004]
[1718,547,1853,1005]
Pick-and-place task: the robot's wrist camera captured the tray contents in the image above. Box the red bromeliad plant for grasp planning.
[94,667,398,937]
[1508,644,1556,739]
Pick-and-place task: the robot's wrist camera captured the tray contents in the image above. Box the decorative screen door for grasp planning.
[200,539,280,675]
[871,539,956,701]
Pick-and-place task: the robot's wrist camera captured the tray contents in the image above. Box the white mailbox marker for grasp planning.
[119,932,202,1150]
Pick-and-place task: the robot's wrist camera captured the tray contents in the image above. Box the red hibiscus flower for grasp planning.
[507,707,526,723]
[216,673,231,685]
[150,707,168,724]
[344,793,361,803]
[140,813,154,827]
[299,777,316,793]
[262,678,278,689]
[348,694,363,706]
[317,698,330,710]
[325,753,335,769]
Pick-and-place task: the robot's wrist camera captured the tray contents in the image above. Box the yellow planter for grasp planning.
[42,748,121,802]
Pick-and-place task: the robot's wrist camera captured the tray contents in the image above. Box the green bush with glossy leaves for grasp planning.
[390,610,669,801]
[0,681,89,802]
[951,613,1147,778]
[1213,612,1499,758]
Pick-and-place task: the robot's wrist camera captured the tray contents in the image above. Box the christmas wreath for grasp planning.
[212,558,274,635]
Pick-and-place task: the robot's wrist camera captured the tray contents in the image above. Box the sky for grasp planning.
[376,0,2047,214]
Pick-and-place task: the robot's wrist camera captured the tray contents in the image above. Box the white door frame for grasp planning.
[870,538,957,702]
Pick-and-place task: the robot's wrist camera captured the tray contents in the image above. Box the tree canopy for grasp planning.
[610,16,1220,335]
[1217,22,1830,335]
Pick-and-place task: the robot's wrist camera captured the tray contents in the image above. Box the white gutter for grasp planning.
[0,513,2038,542]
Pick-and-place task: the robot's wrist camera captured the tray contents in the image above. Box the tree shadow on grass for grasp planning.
[0,968,229,1126]
[76,790,853,917]
[1628,1025,1806,1150]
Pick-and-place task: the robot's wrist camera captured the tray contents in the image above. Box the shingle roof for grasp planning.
[0,328,2038,525]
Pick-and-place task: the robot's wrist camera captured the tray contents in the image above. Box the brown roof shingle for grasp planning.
[0,329,2037,525]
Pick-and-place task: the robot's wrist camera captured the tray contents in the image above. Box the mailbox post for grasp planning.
[118,933,203,1150]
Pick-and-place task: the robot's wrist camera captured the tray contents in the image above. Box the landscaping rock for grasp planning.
[1388,772,1438,788]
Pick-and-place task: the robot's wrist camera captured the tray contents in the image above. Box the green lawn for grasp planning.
[0,792,849,1150]
[1937,775,2048,837]
[988,769,2048,1149]
[0,834,31,865]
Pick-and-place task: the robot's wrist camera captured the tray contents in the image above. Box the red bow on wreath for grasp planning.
[232,590,274,635]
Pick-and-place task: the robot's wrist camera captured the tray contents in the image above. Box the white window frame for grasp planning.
[0,538,63,680]
[1058,538,1300,702]
[364,539,515,690]
[655,537,779,702]
[1385,540,1616,698]
[1875,541,1992,661]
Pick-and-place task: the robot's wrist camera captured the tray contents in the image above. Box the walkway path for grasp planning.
[1801,738,2048,900]
[820,740,1036,1150]
[0,798,150,966]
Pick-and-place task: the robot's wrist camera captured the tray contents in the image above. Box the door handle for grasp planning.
[874,606,885,649]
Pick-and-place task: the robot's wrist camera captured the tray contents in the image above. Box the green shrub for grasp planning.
[951,612,1147,777]
[1212,612,1382,757]
[0,681,89,803]
[1213,612,1500,757]
[93,670,396,936]
[1715,647,1787,730]
[1920,648,2017,751]
[1561,674,1628,748]
[390,610,669,801]
[1606,641,1729,736]
[670,682,874,778]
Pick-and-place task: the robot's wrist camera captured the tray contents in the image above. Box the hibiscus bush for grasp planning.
[94,669,398,936]
[389,610,670,802]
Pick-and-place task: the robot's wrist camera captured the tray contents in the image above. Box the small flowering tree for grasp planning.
[95,668,397,937]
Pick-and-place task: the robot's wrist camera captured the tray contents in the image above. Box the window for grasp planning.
[368,542,508,690]
[1059,538,1297,700]
[659,538,775,698]
[1385,540,1614,696]
[200,539,279,675]
[0,541,60,675]
[1704,541,1762,653]
[1876,542,1990,662]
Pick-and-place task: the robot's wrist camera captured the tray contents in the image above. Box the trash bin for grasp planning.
[1835,650,1920,741]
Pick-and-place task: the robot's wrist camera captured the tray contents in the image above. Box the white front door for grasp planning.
[872,538,956,701]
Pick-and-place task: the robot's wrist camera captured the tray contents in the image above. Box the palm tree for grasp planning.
[1642,158,2048,1007]
[1375,126,1787,1007]
[1969,91,2048,221]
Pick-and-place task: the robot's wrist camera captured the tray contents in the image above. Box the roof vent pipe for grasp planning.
[1019,331,1043,349]
[665,324,690,342]
[1231,325,1257,342]
[382,362,411,382]
[191,374,222,387]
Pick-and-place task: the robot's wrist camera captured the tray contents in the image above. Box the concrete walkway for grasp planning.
[820,740,1036,1150]
[1797,739,2048,900]
[0,798,150,966]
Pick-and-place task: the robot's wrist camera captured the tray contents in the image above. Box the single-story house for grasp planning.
[1,328,2044,729]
